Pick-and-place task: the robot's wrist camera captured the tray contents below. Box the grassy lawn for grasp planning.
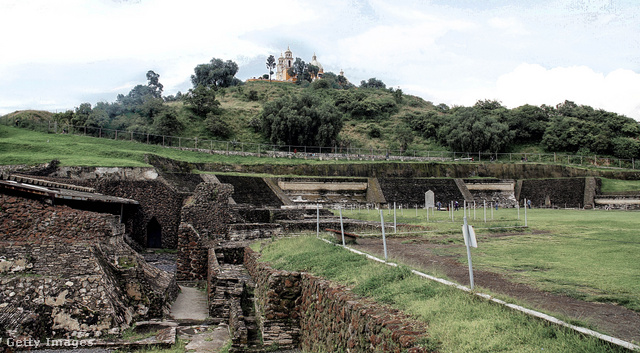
[337,207,640,312]
[257,236,628,353]
[0,125,406,167]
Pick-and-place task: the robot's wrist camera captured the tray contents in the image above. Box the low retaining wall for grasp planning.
[244,248,428,352]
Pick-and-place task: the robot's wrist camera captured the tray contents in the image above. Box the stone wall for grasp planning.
[176,183,239,281]
[0,194,123,241]
[244,248,429,352]
[94,180,186,249]
[0,194,177,340]
[180,183,237,240]
[176,223,210,281]
[216,175,283,207]
[519,178,586,208]
[243,249,300,350]
[379,178,461,207]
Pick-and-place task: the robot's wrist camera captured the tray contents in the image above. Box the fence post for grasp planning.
[115,130,118,140]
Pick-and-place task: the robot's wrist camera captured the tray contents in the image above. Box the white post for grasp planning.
[491,202,494,220]
[380,209,388,262]
[483,200,486,223]
[464,201,467,219]
[451,201,455,222]
[394,202,397,233]
[517,202,520,220]
[464,216,475,290]
[473,201,476,220]
[415,205,417,217]
[316,204,320,238]
[339,207,345,247]
[525,199,528,227]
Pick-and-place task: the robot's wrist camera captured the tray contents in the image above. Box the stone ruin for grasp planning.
[0,159,615,351]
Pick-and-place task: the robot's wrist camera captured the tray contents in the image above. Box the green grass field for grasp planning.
[0,125,402,167]
[336,207,640,312]
[257,235,630,352]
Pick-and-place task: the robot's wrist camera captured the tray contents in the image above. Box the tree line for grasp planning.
[48,55,640,160]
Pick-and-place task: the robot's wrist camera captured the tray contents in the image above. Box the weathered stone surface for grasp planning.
[0,194,178,341]
[244,248,429,352]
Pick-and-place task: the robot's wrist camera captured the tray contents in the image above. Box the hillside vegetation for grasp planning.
[3,57,640,160]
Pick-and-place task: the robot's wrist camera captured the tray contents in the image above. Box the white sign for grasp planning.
[425,190,435,208]
[462,224,478,248]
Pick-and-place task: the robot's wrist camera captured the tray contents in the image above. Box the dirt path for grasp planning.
[352,236,640,344]
[170,285,209,322]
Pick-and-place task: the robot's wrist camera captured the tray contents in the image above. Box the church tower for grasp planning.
[276,52,285,81]
[276,46,295,81]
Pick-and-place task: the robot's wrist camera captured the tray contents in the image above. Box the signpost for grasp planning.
[339,207,345,246]
[462,217,477,290]
[380,209,388,261]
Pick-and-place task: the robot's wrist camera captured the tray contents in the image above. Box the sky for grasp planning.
[1,0,639,120]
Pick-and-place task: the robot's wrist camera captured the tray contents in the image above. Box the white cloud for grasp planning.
[487,16,529,35]
[495,63,640,119]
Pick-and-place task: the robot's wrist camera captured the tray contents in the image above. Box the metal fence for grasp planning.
[2,117,638,170]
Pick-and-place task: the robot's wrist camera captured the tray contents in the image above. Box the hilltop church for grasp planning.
[275,47,342,82]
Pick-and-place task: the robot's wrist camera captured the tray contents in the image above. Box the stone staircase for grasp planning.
[454,178,474,202]
[209,246,264,352]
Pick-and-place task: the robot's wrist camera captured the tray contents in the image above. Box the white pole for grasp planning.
[473,201,476,220]
[483,200,486,223]
[339,207,345,247]
[394,202,397,233]
[464,216,475,290]
[452,201,455,222]
[380,209,388,262]
[464,201,467,219]
[415,205,417,217]
[525,199,528,227]
[316,204,320,238]
[491,202,494,220]
[517,202,520,220]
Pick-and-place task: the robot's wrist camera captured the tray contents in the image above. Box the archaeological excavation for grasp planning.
[1,157,639,352]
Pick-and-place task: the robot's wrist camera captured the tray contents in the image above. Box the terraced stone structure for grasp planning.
[0,193,178,340]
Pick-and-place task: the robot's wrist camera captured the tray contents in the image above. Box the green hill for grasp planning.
[3,77,640,161]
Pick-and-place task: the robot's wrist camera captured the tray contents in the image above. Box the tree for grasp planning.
[437,106,514,152]
[146,70,163,98]
[287,58,312,84]
[205,113,231,138]
[508,104,549,142]
[85,107,109,129]
[259,92,343,146]
[191,58,240,88]
[72,103,92,126]
[307,64,319,79]
[266,55,276,82]
[153,109,183,136]
[360,77,386,89]
[183,85,221,118]
[117,84,156,108]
